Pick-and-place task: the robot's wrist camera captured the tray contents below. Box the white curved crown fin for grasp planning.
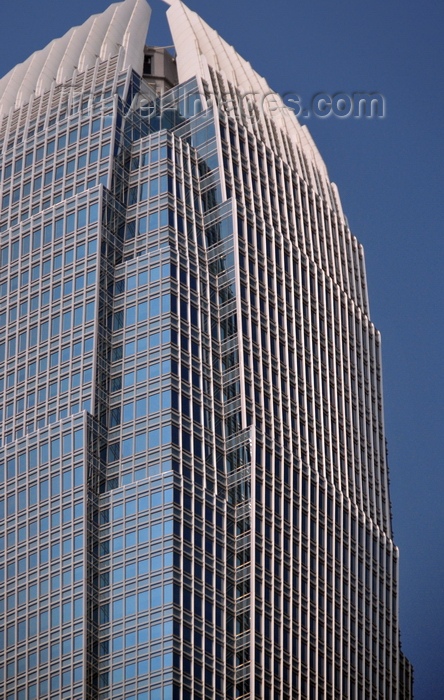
[0,0,151,118]
[166,0,343,214]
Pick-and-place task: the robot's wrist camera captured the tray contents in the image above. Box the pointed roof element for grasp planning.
[165,0,343,216]
[0,0,151,118]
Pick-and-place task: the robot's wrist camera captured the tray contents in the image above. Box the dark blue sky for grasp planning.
[1,1,443,696]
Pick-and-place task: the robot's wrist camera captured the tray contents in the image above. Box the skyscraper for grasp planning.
[0,0,413,697]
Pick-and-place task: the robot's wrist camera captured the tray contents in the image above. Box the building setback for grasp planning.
[0,0,412,698]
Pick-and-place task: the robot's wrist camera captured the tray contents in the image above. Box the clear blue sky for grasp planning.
[1,1,443,697]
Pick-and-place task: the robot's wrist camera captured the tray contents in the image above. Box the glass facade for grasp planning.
[0,1,412,698]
